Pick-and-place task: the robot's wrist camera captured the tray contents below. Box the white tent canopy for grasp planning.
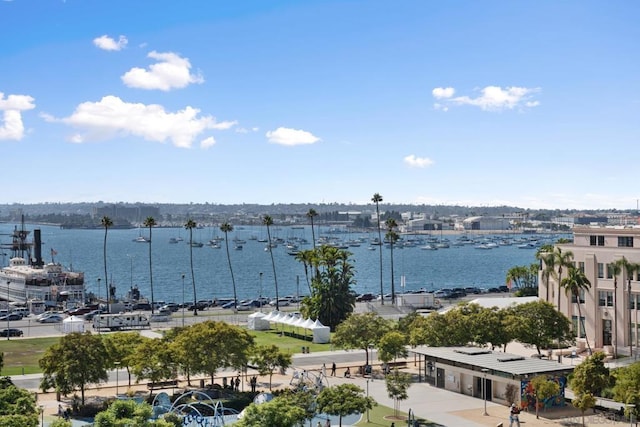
[262,311,330,343]
[62,315,84,333]
[247,312,270,331]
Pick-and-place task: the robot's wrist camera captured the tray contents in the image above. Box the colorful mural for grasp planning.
[520,376,567,410]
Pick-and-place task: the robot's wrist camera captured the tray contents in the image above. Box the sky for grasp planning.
[1,1,639,210]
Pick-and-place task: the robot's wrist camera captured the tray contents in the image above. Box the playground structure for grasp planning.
[152,390,241,426]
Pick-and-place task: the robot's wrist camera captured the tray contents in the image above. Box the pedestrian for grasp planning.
[322,363,326,377]
[235,375,241,391]
[331,362,336,376]
[509,403,521,427]
[325,419,331,427]
[344,367,351,378]
[316,422,322,427]
[58,404,64,417]
[390,423,395,427]
[222,377,228,389]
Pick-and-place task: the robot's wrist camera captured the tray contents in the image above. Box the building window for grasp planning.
[607,264,614,279]
[631,294,637,310]
[618,236,634,248]
[599,291,613,307]
[590,235,605,246]
[578,262,585,273]
[572,316,586,338]
[598,263,604,279]
[571,289,586,304]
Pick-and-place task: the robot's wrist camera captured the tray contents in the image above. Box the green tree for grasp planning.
[377,330,408,364]
[93,399,175,427]
[235,395,307,427]
[570,351,610,398]
[333,312,391,366]
[262,215,280,310]
[385,218,399,304]
[143,216,157,314]
[507,300,573,354]
[294,249,315,292]
[612,361,640,421]
[572,392,596,427]
[39,332,109,405]
[102,332,145,387]
[530,375,560,418]
[100,216,112,310]
[300,245,356,330]
[316,383,376,427]
[178,321,254,385]
[250,344,292,390]
[560,266,592,354]
[385,369,412,417]
[0,383,39,427]
[184,219,198,315]
[372,193,384,305]
[129,336,177,396]
[220,221,238,311]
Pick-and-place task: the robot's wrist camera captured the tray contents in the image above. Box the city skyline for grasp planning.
[1,1,638,209]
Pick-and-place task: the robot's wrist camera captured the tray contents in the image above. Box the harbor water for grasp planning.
[0,223,559,305]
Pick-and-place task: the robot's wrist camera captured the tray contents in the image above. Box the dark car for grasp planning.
[498,285,510,292]
[188,301,208,311]
[0,313,22,321]
[0,328,24,337]
[67,307,93,316]
[356,293,376,302]
[132,302,152,311]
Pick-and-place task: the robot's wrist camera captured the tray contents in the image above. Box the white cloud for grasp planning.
[93,35,128,51]
[432,87,455,99]
[432,86,540,111]
[121,51,204,91]
[0,92,35,140]
[266,127,320,146]
[200,136,216,149]
[403,154,434,168]
[50,95,235,148]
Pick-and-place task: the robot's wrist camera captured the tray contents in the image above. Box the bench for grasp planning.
[386,361,407,369]
[147,379,178,390]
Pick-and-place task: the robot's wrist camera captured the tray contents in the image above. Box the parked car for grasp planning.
[0,313,22,321]
[132,302,152,311]
[498,285,510,292]
[356,293,376,302]
[434,289,452,299]
[221,300,238,309]
[0,328,23,337]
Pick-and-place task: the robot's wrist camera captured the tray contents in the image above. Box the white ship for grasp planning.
[1,223,85,307]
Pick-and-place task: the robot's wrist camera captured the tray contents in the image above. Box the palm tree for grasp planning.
[560,266,592,354]
[220,222,237,311]
[185,219,198,316]
[100,216,112,312]
[263,215,279,310]
[372,192,384,305]
[306,209,318,249]
[611,259,623,358]
[294,249,315,293]
[143,216,157,314]
[536,246,556,302]
[621,259,640,357]
[385,218,399,304]
[552,247,574,312]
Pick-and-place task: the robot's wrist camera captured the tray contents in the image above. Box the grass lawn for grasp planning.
[0,336,60,375]
[353,404,435,426]
[0,327,335,376]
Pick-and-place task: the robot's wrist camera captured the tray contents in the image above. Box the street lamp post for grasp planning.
[366,378,371,422]
[628,403,635,427]
[481,368,489,416]
[259,272,263,312]
[114,361,120,396]
[181,274,185,327]
[6,281,10,341]
[39,405,44,427]
[97,278,101,334]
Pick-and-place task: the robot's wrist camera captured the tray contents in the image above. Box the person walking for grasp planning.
[331,362,336,376]
[509,403,521,427]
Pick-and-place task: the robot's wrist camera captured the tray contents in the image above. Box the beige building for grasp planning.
[539,225,640,356]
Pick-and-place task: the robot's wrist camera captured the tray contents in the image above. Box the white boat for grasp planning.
[0,225,84,305]
[133,235,150,243]
[420,245,438,250]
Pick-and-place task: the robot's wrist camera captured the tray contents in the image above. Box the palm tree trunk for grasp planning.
[614,279,618,358]
[149,227,154,314]
[629,279,634,358]
[190,228,197,316]
[266,225,279,310]
[390,242,395,305]
[224,231,238,311]
[376,202,383,305]
[576,294,592,354]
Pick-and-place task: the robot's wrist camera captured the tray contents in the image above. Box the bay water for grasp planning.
[0,223,556,305]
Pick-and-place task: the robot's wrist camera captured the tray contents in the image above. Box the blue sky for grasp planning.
[1,1,638,209]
